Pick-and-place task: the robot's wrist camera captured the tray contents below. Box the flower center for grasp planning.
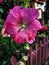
[21,24,26,28]
[20,22,26,29]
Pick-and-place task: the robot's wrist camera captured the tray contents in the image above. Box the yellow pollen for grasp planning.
[21,24,25,28]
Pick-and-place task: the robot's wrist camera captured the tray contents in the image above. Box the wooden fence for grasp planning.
[11,36,49,65]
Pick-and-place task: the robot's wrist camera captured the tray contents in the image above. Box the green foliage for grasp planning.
[0,8,3,13]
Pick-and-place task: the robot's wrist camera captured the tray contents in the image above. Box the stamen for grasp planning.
[21,24,25,28]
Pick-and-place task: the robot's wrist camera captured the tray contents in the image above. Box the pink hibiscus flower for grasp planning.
[4,6,42,44]
[0,0,2,3]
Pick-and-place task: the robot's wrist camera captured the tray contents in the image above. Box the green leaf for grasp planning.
[38,33,46,37]
[0,8,3,13]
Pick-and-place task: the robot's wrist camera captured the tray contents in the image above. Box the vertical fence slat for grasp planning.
[44,42,46,62]
[47,40,49,50]
[35,43,42,65]
[35,43,39,65]
[47,40,49,57]
[32,51,36,65]
[43,37,47,62]
[37,48,41,65]
[40,41,45,64]
[44,42,48,61]
[29,47,33,65]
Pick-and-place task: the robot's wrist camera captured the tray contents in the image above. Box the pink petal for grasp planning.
[7,6,22,24]
[32,19,42,30]
[15,30,28,44]
[0,0,2,3]
[21,8,31,24]
[21,8,39,24]
[26,30,37,44]
[4,21,20,39]
[27,19,42,31]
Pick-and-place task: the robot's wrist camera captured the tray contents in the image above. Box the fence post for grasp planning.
[35,43,42,65]
[40,40,45,64]
[46,36,49,58]
[29,47,33,65]
[45,37,49,60]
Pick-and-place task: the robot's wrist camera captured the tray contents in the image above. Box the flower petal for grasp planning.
[7,6,22,24]
[15,30,28,44]
[0,0,2,3]
[26,30,37,44]
[27,19,42,31]
[21,8,39,24]
[4,21,20,39]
